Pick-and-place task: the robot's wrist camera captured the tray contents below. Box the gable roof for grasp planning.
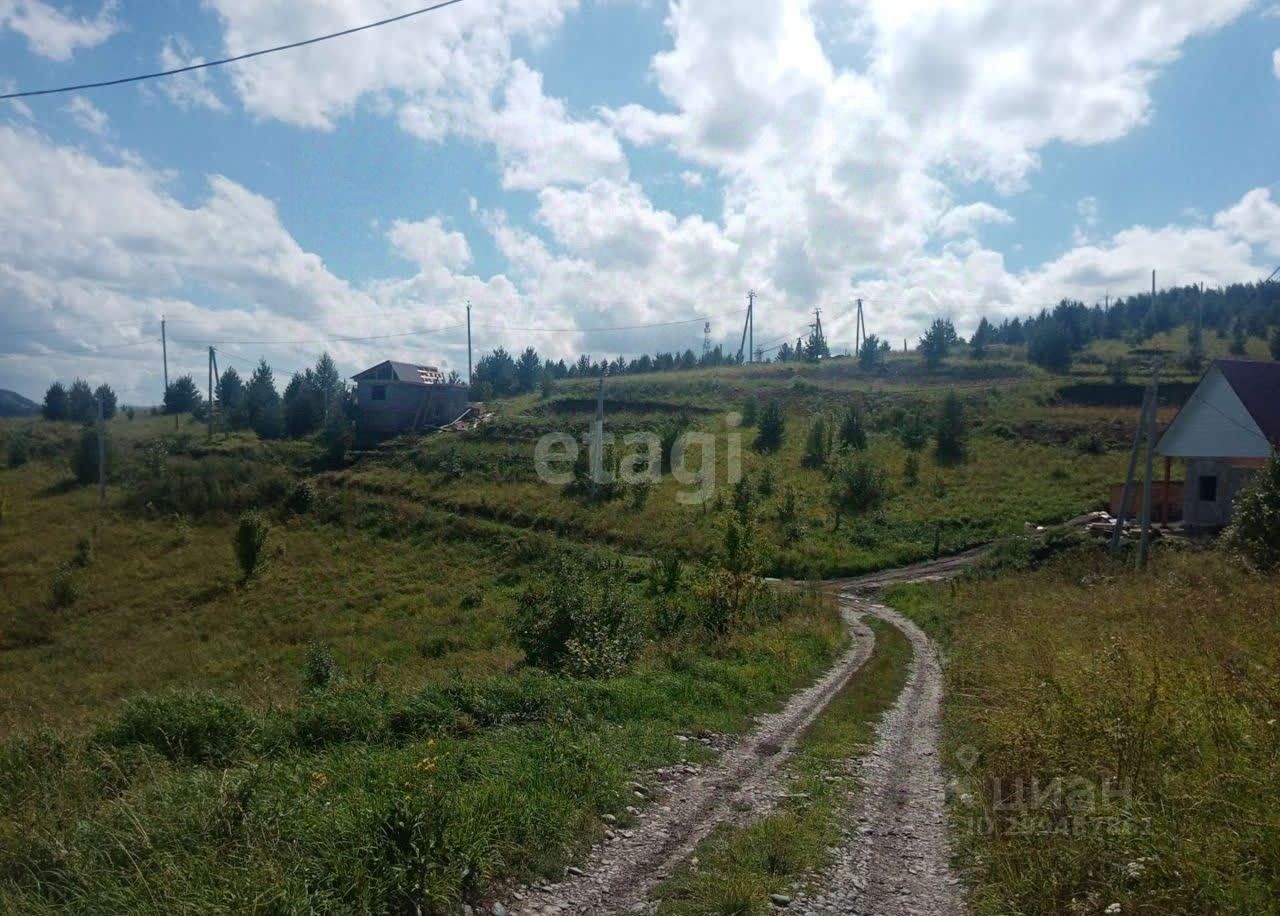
[1157,359,1279,459]
[1217,359,1280,445]
[352,360,445,386]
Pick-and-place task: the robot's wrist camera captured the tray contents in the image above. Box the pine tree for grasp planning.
[42,382,68,421]
[935,391,967,464]
[754,401,785,452]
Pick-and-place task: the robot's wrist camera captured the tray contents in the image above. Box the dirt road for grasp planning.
[500,553,978,916]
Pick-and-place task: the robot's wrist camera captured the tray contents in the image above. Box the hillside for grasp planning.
[1,343,1277,914]
[0,389,37,417]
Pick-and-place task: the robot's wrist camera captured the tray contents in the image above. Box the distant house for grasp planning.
[351,360,468,435]
[1157,359,1280,529]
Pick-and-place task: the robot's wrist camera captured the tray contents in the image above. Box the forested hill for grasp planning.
[0,389,37,417]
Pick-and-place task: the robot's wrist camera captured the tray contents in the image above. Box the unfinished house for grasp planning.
[1157,359,1280,529]
[352,360,468,435]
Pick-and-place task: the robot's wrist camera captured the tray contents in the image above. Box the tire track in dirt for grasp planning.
[509,603,877,916]
[791,597,963,916]
[499,551,981,916]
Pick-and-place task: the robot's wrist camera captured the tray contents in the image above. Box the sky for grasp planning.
[0,0,1278,403]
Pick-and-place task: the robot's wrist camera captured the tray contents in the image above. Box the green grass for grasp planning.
[653,617,913,915]
[343,367,1132,577]
[0,410,857,913]
[886,547,1280,915]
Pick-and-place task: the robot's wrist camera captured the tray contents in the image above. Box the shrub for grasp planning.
[72,535,93,567]
[304,643,338,690]
[756,462,775,497]
[1072,432,1105,455]
[899,411,929,452]
[903,452,920,486]
[97,691,251,765]
[754,401,785,452]
[828,455,889,529]
[741,396,759,427]
[837,403,867,450]
[1107,358,1129,385]
[512,559,645,678]
[49,564,81,608]
[934,391,967,464]
[233,511,271,582]
[801,414,830,469]
[287,480,316,514]
[6,432,29,468]
[321,410,352,466]
[70,425,114,485]
[141,439,169,478]
[1223,454,1280,572]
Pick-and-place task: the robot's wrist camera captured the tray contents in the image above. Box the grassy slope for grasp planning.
[351,356,1134,578]
[0,410,856,913]
[887,548,1280,915]
[654,618,913,915]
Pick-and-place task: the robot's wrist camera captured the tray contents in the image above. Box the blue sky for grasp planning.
[0,0,1278,401]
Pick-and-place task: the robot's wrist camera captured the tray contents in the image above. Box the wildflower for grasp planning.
[1125,860,1145,879]
[1105,904,1121,914]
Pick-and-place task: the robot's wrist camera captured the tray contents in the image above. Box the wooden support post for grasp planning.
[1162,456,1171,527]
[97,393,106,504]
[1111,389,1150,555]
[207,346,214,440]
[1138,363,1160,569]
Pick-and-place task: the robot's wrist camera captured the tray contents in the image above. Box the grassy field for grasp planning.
[344,356,1139,578]
[0,404,859,912]
[887,545,1280,915]
[0,340,1264,913]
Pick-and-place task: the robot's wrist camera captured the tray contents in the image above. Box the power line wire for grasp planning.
[0,0,470,101]
[173,322,467,347]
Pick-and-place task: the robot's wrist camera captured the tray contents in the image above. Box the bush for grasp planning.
[304,643,338,690]
[828,455,889,529]
[97,691,251,765]
[837,403,867,450]
[70,425,114,485]
[801,414,830,469]
[899,411,929,452]
[1223,455,1280,571]
[72,535,93,567]
[741,396,759,427]
[512,559,645,678]
[49,564,81,608]
[233,511,271,582]
[287,480,316,514]
[903,452,920,486]
[754,401,785,452]
[934,391,967,464]
[6,432,29,468]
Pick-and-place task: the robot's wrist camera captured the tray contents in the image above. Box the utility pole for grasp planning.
[466,301,473,388]
[748,290,755,363]
[96,393,106,503]
[591,373,606,483]
[211,348,221,428]
[1111,388,1151,556]
[702,321,711,360]
[162,315,176,429]
[207,346,215,440]
[1137,360,1160,569]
